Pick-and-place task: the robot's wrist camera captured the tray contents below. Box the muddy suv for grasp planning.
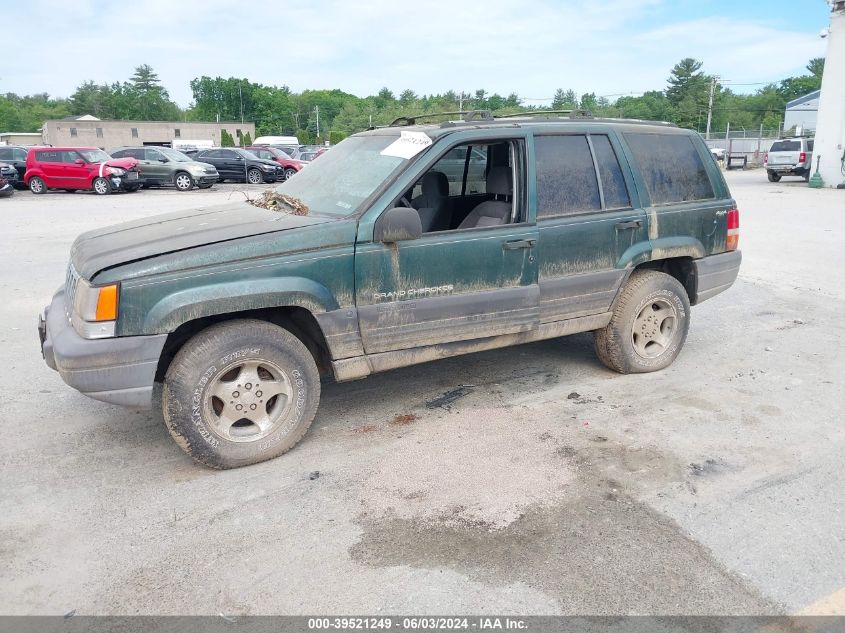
[765,137,814,182]
[38,111,741,468]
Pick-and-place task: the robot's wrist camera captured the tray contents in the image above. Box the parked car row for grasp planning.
[0,143,313,195]
[0,163,15,197]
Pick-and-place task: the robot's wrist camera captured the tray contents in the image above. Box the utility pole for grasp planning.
[315,105,320,140]
[239,82,244,125]
[705,76,717,140]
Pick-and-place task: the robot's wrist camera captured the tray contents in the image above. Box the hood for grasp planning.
[106,157,139,170]
[71,201,333,280]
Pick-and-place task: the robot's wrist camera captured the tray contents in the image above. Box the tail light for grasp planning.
[726,208,739,251]
[763,152,768,166]
[799,152,807,164]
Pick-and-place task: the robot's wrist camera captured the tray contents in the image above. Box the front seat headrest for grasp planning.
[421,170,449,197]
[486,166,512,196]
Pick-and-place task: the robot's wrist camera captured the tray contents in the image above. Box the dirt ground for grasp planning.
[1,172,843,615]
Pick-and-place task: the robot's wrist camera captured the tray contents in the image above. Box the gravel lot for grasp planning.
[1,172,843,615]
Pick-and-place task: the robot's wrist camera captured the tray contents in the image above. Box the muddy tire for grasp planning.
[767,171,781,182]
[162,319,320,469]
[594,270,690,374]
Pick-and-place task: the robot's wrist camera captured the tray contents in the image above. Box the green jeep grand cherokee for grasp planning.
[38,112,741,469]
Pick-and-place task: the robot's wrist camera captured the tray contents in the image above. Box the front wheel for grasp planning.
[767,171,781,182]
[284,168,297,180]
[162,319,321,469]
[247,168,264,184]
[92,177,111,195]
[594,270,690,374]
[29,176,46,194]
[174,172,194,191]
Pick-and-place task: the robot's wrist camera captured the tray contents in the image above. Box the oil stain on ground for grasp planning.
[350,435,777,616]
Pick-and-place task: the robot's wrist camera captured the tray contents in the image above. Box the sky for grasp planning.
[3,0,833,107]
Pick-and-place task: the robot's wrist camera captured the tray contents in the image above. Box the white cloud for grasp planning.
[3,0,828,106]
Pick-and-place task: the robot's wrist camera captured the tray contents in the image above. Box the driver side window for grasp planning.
[402,140,522,234]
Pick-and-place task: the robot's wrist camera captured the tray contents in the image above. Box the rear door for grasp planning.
[533,132,647,323]
[33,150,65,187]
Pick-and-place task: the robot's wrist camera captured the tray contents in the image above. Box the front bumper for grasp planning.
[195,173,219,185]
[39,288,167,409]
[691,250,742,305]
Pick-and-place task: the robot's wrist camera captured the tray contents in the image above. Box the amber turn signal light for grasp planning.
[94,285,119,321]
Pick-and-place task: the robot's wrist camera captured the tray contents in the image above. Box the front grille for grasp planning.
[65,264,81,314]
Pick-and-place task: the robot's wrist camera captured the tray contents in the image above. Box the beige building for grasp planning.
[40,116,256,150]
[0,132,43,146]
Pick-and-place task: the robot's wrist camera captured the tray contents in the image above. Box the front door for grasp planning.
[354,136,539,354]
[142,148,171,184]
[64,151,93,188]
[533,132,647,323]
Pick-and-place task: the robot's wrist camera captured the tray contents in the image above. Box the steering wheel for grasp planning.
[398,196,413,208]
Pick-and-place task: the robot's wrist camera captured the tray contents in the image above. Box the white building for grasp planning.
[814,0,845,187]
[784,90,821,133]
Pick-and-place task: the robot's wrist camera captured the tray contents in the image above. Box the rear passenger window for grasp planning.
[591,135,631,209]
[625,133,714,204]
[36,151,61,162]
[0,149,10,160]
[535,135,600,218]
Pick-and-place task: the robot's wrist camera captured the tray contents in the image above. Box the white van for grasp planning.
[253,136,300,147]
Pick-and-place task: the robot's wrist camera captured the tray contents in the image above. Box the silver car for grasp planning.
[110,146,220,191]
[766,138,814,182]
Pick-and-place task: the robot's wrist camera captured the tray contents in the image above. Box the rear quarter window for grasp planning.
[624,132,715,205]
[35,151,61,162]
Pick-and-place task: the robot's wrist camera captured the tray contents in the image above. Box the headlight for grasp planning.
[72,279,119,338]
[109,167,126,176]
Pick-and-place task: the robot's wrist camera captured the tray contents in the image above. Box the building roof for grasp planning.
[60,114,101,121]
[786,90,821,109]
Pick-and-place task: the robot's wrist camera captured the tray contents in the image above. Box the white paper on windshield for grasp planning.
[380,131,432,159]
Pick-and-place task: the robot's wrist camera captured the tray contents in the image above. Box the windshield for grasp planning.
[237,149,260,160]
[78,149,111,163]
[275,134,411,217]
[157,147,192,162]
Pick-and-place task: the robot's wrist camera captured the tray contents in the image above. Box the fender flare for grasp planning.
[618,236,707,270]
[142,277,338,333]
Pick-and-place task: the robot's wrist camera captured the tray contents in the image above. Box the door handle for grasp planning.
[615,220,642,230]
[503,239,536,250]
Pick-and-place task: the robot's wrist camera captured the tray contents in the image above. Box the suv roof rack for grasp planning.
[495,109,594,120]
[390,110,494,126]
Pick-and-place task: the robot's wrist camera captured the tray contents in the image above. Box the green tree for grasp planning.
[220,129,235,147]
[242,131,253,146]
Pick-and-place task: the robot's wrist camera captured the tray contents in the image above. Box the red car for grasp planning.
[24,147,141,195]
[245,146,306,180]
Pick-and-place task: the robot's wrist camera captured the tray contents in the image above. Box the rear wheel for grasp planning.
[767,171,781,182]
[594,270,690,374]
[92,177,111,195]
[174,172,194,191]
[162,319,321,469]
[28,177,46,194]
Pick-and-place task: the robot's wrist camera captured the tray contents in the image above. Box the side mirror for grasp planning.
[374,207,422,243]
[74,159,85,165]
[159,158,169,163]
